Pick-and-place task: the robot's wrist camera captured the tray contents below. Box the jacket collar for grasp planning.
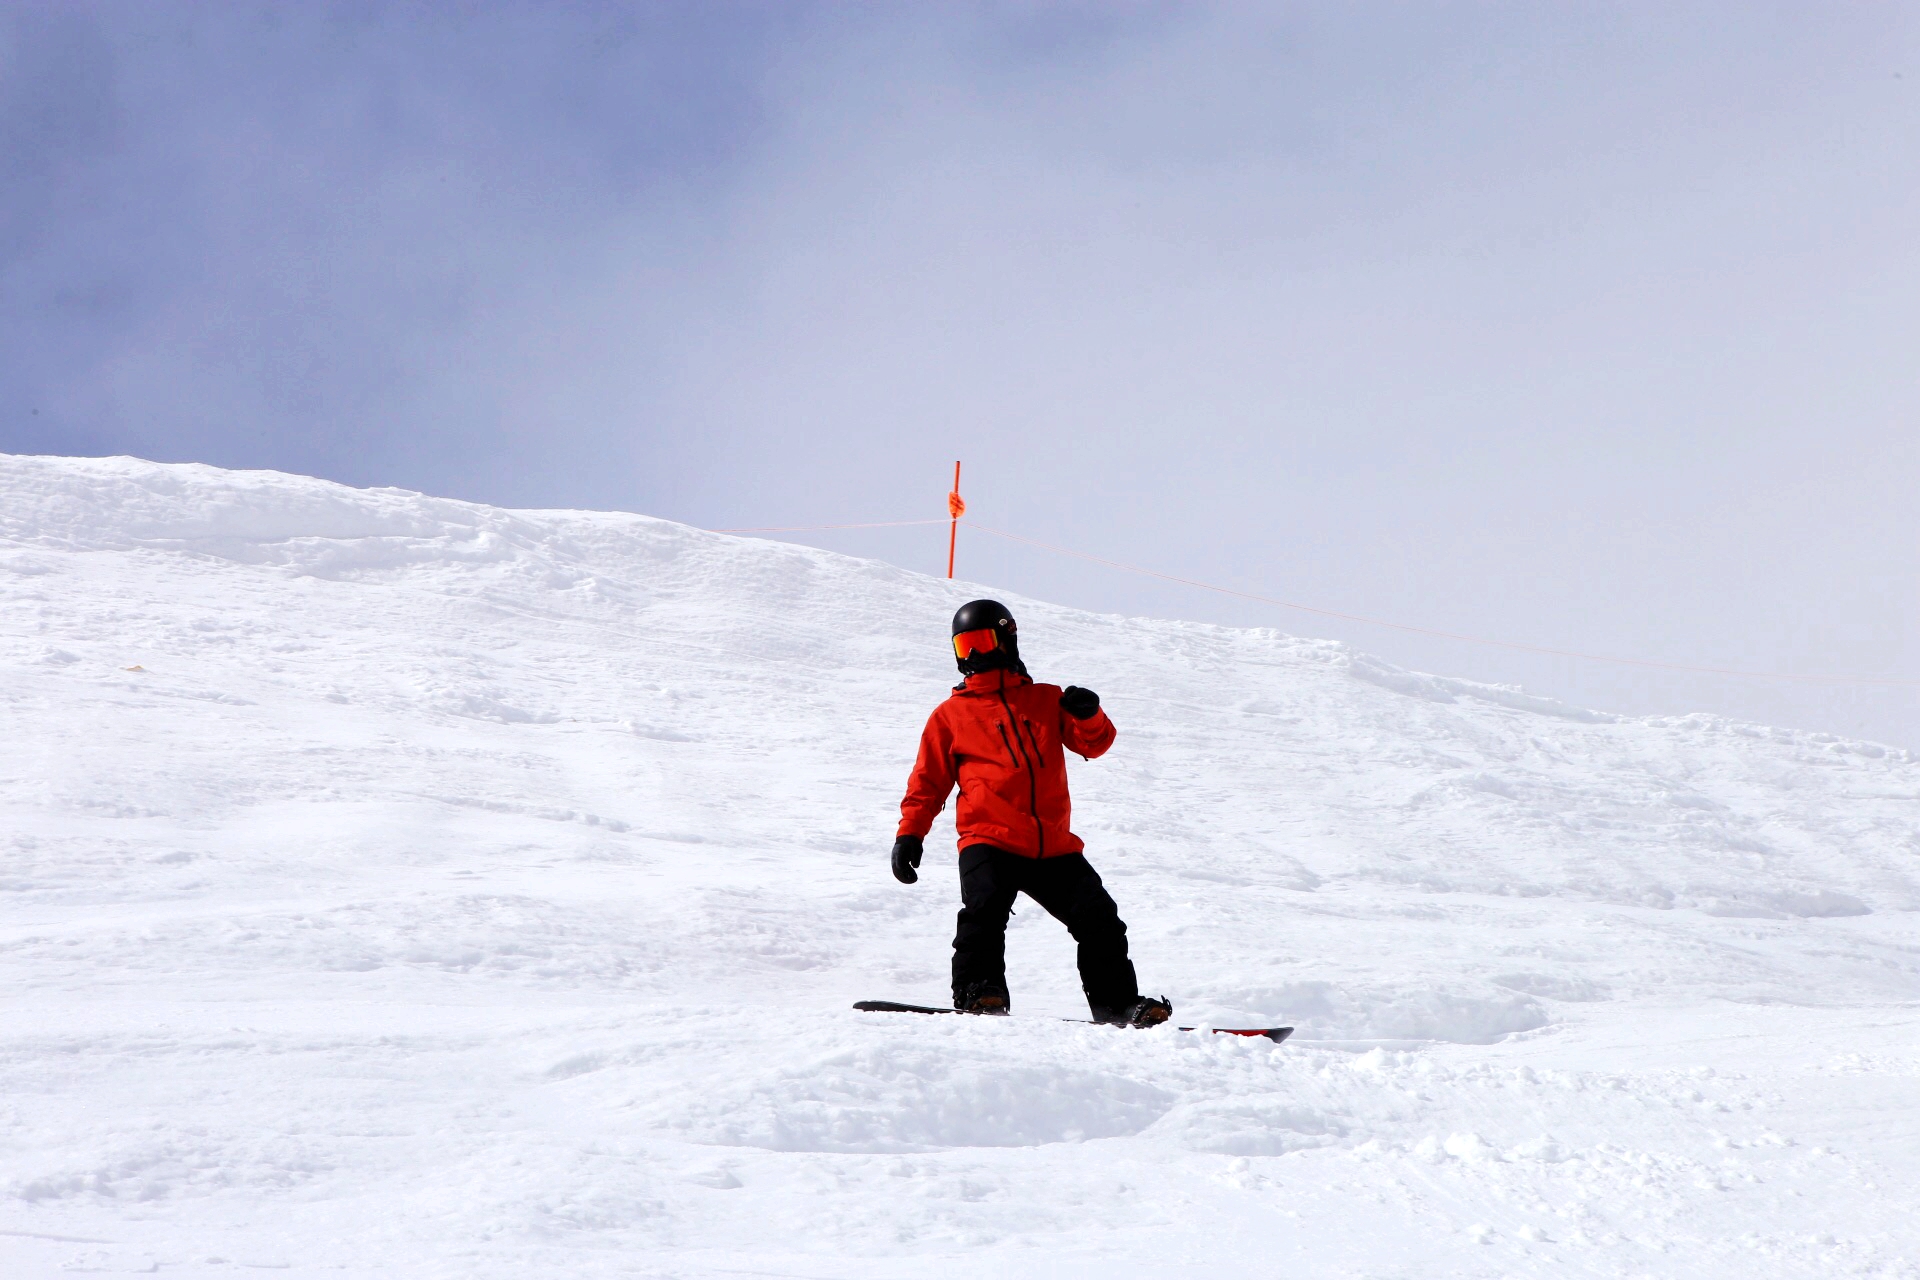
[954,668,1031,696]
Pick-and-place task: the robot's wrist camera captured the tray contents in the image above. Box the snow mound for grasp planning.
[668,1041,1175,1152]
[3,453,1918,1278]
[1234,982,1551,1045]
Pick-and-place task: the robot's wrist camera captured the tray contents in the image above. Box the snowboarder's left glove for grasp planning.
[891,834,924,884]
[1060,686,1100,720]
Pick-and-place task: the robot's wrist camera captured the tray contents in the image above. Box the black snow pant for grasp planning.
[951,844,1140,1019]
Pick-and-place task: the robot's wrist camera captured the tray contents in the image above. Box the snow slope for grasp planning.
[3,453,1918,1278]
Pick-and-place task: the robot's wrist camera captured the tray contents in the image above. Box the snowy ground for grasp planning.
[3,453,1918,1278]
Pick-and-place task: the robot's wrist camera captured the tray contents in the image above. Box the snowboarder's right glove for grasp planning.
[1060,686,1100,720]
[891,834,924,884]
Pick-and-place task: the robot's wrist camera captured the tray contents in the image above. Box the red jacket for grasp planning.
[897,669,1117,858]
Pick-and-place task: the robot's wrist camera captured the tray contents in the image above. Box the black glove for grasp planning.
[891,834,924,884]
[1060,686,1100,720]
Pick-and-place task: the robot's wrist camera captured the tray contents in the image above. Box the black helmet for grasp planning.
[951,599,1023,675]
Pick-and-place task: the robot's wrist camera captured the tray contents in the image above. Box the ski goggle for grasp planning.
[953,627,1000,660]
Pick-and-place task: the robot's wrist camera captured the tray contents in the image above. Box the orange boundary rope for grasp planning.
[712,519,948,533]
[702,510,1918,688]
[960,520,1920,689]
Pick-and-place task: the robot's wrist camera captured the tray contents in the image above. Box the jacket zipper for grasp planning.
[996,691,1045,856]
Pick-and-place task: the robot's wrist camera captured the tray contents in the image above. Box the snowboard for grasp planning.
[853,999,1293,1042]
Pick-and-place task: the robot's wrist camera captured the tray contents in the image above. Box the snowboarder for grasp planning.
[890,599,1171,1028]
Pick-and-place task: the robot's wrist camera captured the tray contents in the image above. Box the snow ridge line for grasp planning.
[704,508,1918,688]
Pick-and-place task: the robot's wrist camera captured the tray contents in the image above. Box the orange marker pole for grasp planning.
[946,461,965,578]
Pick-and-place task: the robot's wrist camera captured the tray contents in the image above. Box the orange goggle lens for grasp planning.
[953,628,999,660]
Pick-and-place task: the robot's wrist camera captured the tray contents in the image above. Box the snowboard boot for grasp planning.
[1093,996,1172,1028]
[955,982,1010,1015]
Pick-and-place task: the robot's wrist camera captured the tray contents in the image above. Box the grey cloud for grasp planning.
[3,2,1918,746]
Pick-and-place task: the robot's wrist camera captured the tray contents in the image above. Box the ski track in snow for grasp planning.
[2,453,1918,1278]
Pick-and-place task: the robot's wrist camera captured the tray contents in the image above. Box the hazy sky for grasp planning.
[5,2,1917,745]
